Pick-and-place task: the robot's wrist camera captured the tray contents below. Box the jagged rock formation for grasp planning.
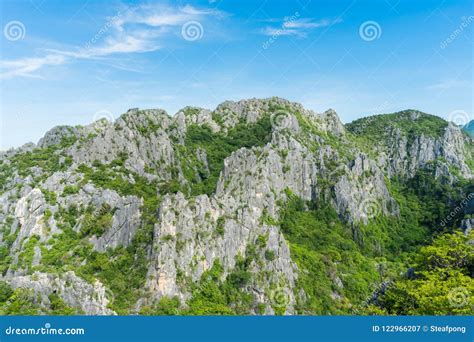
[0,98,472,315]
[347,110,473,180]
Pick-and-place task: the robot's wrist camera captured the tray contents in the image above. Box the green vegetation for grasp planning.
[0,153,164,315]
[0,101,472,316]
[0,281,78,315]
[140,296,181,315]
[184,259,254,315]
[35,214,150,314]
[62,185,80,195]
[80,204,114,237]
[0,288,40,315]
[0,137,75,191]
[0,216,17,276]
[49,164,160,314]
[77,161,158,200]
[279,191,382,314]
[277,171,473,315]
[178,116,272,196]
[17,235,40,271]
[376,231,474,315]
[0,281,13,304]
[215,217,225,236]
[347,110,448,141]
[48,293,78,315]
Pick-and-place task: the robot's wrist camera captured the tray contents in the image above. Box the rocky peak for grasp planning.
[37,125,78,148]
[347,109,472,180]
[0,98,472,316]
[316,109,345,136]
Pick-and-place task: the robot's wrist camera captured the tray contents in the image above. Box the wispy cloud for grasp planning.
[261,17,342,37]
[425,79,471,91]
[283,18,342,29]
[0,54,67,79]
[1,4,226,79]
[261,27,302,37]
[117,4,225,28]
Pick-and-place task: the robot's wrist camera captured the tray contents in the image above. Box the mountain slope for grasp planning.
[0,98,472,315]
[463,120,474,138]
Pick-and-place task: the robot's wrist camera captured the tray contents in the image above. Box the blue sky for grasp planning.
[0,0,472,149]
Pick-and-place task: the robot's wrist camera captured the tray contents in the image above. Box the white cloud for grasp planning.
[261,27,303,37]
[261,17,342,37]
[1,4,225,79]
[283,18,342,29]
[0,54,67,79]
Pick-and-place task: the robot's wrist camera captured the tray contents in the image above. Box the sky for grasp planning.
[0,0,472,149]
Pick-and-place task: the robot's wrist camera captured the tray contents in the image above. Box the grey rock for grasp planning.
[4,271,115,315]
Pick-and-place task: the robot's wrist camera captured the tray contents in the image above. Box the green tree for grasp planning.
[379,231,474,315]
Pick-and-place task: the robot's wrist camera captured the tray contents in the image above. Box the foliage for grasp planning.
[0,288,40,315]
[0,281,13,304]
[347,110,448,141]
[378,232,474,315]
[62,185,79,195]
[179,116,272,196]
[0,137,75,190]
[17,235,40,271]
[140,296,181,315]
[80,204,114,237]
[1,103,472,316]
[279,193,382,314]
[185,257,254,315]
[48,293,77,315]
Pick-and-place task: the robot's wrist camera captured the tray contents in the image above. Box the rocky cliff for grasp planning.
[0,98,472,315]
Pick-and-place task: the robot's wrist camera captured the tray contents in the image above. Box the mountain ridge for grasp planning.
[0,97,472,315]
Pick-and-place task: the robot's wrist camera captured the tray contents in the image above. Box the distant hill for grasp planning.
[463,120,474,138]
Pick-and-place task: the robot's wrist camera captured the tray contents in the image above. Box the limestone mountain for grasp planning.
[0,98,472,315]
